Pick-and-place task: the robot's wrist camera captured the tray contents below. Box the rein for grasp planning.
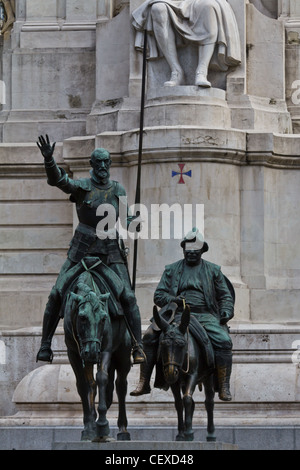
[81,258,102,292]
[182,328,190,374]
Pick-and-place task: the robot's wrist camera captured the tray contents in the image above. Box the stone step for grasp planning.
[0,425,300,450]
[53,440,237,451]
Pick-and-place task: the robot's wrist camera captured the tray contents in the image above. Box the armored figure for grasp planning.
[36,135,145,364]
[131,228,234,400]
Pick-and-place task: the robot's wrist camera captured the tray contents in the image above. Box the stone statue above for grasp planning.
[0,0,15,36]
[132,0,241,88]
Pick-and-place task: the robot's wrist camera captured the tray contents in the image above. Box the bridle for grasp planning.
[71,259,107,364]
[161,326,190,375]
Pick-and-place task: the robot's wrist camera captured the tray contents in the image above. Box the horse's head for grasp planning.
[153,303,190,384]
[70,282,110,364]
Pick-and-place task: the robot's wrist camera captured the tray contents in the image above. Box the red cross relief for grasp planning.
[172,164,192,184]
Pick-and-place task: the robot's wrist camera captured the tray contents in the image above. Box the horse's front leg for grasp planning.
[203,374,216,442]
[67,349,97,441]
[95,350,111,440]
[115,361,131,441]
[171,382,185,441]
[182,372,198,441]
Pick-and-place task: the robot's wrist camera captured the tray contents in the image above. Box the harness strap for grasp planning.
[182,327,189,374]
[162,328,190,374]
[80,337,102,345]
[81,258,102,293]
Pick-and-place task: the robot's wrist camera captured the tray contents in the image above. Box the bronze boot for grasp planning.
[130,346,156,396]
[36,288,61,363]
[215,350,232,401]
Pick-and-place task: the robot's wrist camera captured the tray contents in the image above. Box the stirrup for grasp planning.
[132,345,146,364]
[36,345,53,363]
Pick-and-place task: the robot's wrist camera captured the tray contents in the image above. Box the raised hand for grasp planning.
[37,134,56,161]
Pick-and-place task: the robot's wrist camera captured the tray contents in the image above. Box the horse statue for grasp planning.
[63,267,132,441]
[153,303,216,442]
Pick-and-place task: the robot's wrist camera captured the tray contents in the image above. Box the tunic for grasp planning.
[154,258,234,349]
[132,0,241,71]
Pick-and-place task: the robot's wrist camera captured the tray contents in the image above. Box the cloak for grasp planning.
[132,0,241,71]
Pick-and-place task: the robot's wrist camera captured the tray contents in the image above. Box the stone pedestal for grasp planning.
[1,0,300,442]
[0,0,98,143]
[52,440,238,450]
[1,322,299,431]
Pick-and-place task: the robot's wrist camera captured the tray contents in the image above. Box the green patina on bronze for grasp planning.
[36,134,145,365]
[131,228,235,411]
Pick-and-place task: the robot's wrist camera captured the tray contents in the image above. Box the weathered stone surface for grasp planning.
[1,0,300,435]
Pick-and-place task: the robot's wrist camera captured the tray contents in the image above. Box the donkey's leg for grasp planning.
[182,373,198,441]
[95,350,111,439]
[115,349,132,441]
[67,349,97,440]
[171,382,185,441]
[203,374,216,442]
[105,362,115,410]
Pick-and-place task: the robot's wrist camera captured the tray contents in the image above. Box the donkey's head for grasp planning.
[153,303,190,384]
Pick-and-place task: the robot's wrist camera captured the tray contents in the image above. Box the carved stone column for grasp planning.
[282,0,300,132]
[0,0,97,143]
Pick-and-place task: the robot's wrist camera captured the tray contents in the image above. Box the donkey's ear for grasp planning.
[99,292,110,301]
[70,292,81,303]
[179,304,190,334]
[153,305,169,332]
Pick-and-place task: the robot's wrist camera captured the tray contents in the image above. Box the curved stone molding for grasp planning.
[62,130,300,170]
[93,128,300,170]
[95,127,247,167]
[249,0,278,18]
[246,132,300,169]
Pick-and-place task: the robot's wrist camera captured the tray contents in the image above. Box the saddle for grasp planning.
[188,316,215,371]
[59,256,124,318]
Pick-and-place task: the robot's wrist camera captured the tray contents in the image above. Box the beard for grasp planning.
[93,168,109,181]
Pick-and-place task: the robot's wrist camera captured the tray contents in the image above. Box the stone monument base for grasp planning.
[52,440,238,451]
[1,425,300,450]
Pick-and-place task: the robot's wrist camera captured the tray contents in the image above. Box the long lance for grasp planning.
[132,29,148,291]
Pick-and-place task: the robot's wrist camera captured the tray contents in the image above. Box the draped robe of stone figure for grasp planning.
[132,0,241,87]
[1,0,15,35]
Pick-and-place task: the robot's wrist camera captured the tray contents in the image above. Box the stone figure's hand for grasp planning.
[220,312,233,325]
[37,134,56,161]
[173,296,185,308]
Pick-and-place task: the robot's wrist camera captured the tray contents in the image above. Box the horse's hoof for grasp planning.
[117,432,131,441]
[96,421,110,438]
[175,434,185,441]
[206,435,216,442]
[184,432,194,441]
[81,430,96,441]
